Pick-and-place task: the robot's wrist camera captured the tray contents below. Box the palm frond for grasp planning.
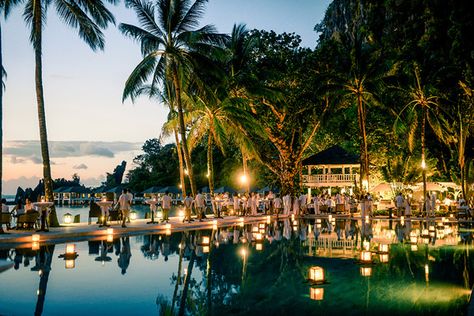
[176,0,207,33]
[123,52,160,102]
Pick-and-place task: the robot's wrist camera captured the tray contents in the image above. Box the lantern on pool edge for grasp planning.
[360,250,372,263]
[378,244,389,253]
[59,243,78,269]
[310,287,324,301]
[32,234,40,242]
[256,243,263,251]
[379,253,389,263]
[63,213,73,224]
[130,211,137,220]
[202,236,210,245]
[308,266,325,284]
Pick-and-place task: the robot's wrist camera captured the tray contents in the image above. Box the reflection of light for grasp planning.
[421,159,426,169]
[266,216,271,224]
[308,266,325,283]
[256,243,263,251]
[255,233,263,241]
[106,228,113,235]
[240,248,247,258]
[130,211,137,220]
[310,287,324,301]
[203,246,209,253]
[32,234,40,242]
[184,169,189,175]
[107,235,113,242]
[379,253,389,263]
[63,213,73,224]
[165,229,171,236]
[240,174,248,184]
[165,224,171,229]
[411,244,418,251]
[184,268,187,275]
[65,259,75,269]
[32,242,40,251]
[202,236,210,245]
[379,244,389,253]
[425,264,429,282]
[360,267,372,277]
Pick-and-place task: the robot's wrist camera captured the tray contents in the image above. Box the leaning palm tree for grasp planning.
[394,65,451,215]
[0,0,22,205]
[120,0,227,197]
[23,0,117,226]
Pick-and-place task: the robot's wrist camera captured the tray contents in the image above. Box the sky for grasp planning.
[1,0,331,194]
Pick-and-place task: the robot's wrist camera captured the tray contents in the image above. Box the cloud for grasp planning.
[73,163,88,170]
[4,140,141,160]
[9,154,55,165]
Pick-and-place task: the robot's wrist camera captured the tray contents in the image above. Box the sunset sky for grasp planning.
[2,0,330,194]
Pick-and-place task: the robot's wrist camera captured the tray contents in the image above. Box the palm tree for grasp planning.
[120,0,226,197]
[394,65,451,215]
[23,0,117,226]
[0,0,21,206]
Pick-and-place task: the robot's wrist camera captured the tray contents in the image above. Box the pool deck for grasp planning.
[0,213,465,248]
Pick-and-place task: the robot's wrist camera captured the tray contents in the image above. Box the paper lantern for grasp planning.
[255,233,263,241]
[66,244,76,255]
[411,244,418,251]
[256,243,263,251]
[378,244,389,253]
[379,253,389,263]
[310,287,324,301]
[202,236,210,245]
[65,259,75,269]
[32,234,40,242]
[130,211,138,220]
[63,213,73,224]
[360,250,372,263]
[360,267,372,277]
[308,266,325,283]
[32,242,40,251]
[106,228,114,235]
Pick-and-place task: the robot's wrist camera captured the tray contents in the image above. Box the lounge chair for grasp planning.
[88,202,102,225]
[0,213,12,231]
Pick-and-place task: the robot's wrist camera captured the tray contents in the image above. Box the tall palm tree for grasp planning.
[23,0,117,226]
[0,0,21,205]
[120,0,226,197]
[394,65,451,215]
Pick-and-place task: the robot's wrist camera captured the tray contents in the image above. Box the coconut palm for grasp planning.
[120,0,227,197]
[0,0,22,206]
[23,0,116,226]
[394,65,451,215]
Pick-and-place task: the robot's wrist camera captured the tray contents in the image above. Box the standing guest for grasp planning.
[313,195,320,215]
[183,194,194,223]
[116,189,132,228]
[326,195,334,214]
[344,194,351,214]
[161,191,172,223]
[232,193,240,216]
[1,199,10,232]
[431,192,437,214]
[250,192,258,216]
[118,237,132,275]
[425,193,432,217]
[299,192,307,215]
[273,194,283,216]
[267,191,275,213]
[11,200,25,229]
[292,195,300,215]
[283,193,291,216]
[395,193,405,217]
[404,194,412,216]
[335,192,342,205]
[195,191,205,219]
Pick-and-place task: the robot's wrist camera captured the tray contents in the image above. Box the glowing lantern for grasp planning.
[291,214,295,221]
[203,246,210,253]
[202,236,210,245]
[106,228,114,235]
[422,229,429,237]
[66,244,76,255]
[310,287,324,301]
[293,220,298,226]
[378,244,389,253]
[360,267,372,277]
[266,215,271,224]
[328,215,332,222]
[259,223,265,229]
[63,213,73,224]
[365,215,369,223]
[360,250,372,263]
[212,220,218,226]
[32,234,40,242]
[252,226,259,233]
[411,244,418,251]
[316,219,321,224]
[256,243,263,251]
[165,223,171,229]
[240,248,247,258]
[130,211,138,220]
[106,235,113,243]
[255,233,263,241]
[308,266,325,284]
[422,237,430,244]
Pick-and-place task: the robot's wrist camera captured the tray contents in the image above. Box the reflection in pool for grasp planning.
[1,218,474,315]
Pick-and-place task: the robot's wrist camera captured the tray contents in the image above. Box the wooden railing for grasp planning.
[303,174,357,184]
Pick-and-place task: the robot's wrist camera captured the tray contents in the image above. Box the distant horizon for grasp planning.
[1,0,331,194]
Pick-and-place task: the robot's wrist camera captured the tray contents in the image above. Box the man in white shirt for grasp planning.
[116,189,132,228]
[273,194,282,216]
[395,193,404,217]
[183,194,194,223]
[233,193,240,216]
[195,191,205,219]
[161,191,172,223]
[283,194,291,216]
[299,192,307,215]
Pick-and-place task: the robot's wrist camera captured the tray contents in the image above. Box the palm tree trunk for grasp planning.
[174,128,186,198]
[0,22,4,200]
[357,93,369,192]
[421,107,427,218]
[33,6,59,227]
[242,150,249,194]
[171,233,185,314]
[207,134,214,196]
[172,65,196,197]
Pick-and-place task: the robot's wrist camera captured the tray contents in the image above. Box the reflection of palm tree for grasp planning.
[179,246,196,316]
[170,233,186,314]
[31,244,55,316]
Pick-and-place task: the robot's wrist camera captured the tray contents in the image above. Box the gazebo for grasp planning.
[302,145,360,192]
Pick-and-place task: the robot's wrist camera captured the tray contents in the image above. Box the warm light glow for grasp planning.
[102,197,106,202]
[130,211,137,220]
[202,236,210,245]
[328,215,332,222]
[165,224,171,229]
[65,259,75,269]
[379,244,389,253]
[213,224,218,230]
[293,220,298,226]
[310,287,324,301]
[255,233,263,241]
[252,226,259,233]
[256,243,263,251]
[411,244,418,251]
[63,213,73,224]
[240,248,247,257]
[165,229,171,236]
[291,214,295,221]
[106,228,113,235]
[362,179,369,190]
[203,246,210,253]
[240,174,248,184]
[178,210,184,219]
[360,267,372,277]
[66,244,76,254]
[32,242,40,251]
[422,229,429,236]
[41,197,45,203]
[184,169,189,175]
[266,215,271,224]
[308,266,325,283]
[360,251,372,263]
[259,223,265,229]
[421,159,426,169]
[107,235,113,243]
[365,215,369,223]
[379,253,389,263]
[32,234,40,242]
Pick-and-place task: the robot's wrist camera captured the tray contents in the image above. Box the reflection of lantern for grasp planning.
[291,214,295,221]
[202,236,210,245]
[130,211,138,220]
[32,234,40,242]
[107,235,113,243]
[378,244,389,253]
[379,253,389,263]
[252,226,259,233]
[32,242,40,251]
[308,266,325,283]
[365,215,369,223]
[65,259,75,269]
[316,219,321,224]
[310,287,324,301]
[255,233,263,241]
[360,267,372,277]
[266,215,271,224]
[360,251,372,263]
[293,220,298,226]
[259,223,265,229]
[425,264,429,282]
[256,243,263,251]
[165,229,171,236]
[411,244,418,251]
[63,213,73,224]
[203,246,209,253]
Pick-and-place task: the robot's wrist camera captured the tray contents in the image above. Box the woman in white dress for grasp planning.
[313,195,320,215]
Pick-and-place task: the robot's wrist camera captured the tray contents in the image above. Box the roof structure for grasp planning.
[302,145,359,166]
[142,186,162,194]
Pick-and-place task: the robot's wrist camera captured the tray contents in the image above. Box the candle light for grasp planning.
[32,242,40,251]
[66,244,76,255]
[256,243,263,251]
[32,234,40,242]
[360,250,372,263]
[308,266,325,283]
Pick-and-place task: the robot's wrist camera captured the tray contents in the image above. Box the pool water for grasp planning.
[1,218,474,315]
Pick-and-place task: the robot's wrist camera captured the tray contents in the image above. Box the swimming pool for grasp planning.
[1,218,473,315]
